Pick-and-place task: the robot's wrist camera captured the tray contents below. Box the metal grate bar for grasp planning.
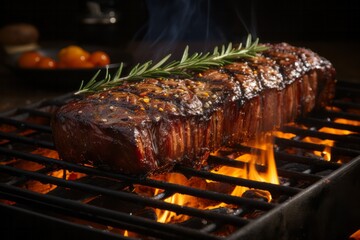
[0,164,254,225]
[0,183,222,240]
[0,166,252,229]
[0,116,52,133]
[208,155,247,168]
[335,85,360,96]
[281,126,360,145]
[332,100,360,110]
[296,117,360,132]
[274,137,328,151]
[231,144,259,153]
[17,108,53,118]
[274,151,340,170]
[276,168,322,182]
[179,207,246,234]
[0,132,55,149]
[274,137,360,157]
[317,110,360,122]
[0,203,132,240]
[175,165,301,196]
[232,143,341,169]
[5,165,57,186]
[208,155,322,183]
[0,147,274,211]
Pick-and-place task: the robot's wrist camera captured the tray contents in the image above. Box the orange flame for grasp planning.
[302,118,359,162]
[18,148,86,193]
[152,115,358,224]
[154,133,279,223]
[153,173,195,223]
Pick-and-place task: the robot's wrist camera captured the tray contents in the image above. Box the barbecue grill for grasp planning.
[0,80,359,240]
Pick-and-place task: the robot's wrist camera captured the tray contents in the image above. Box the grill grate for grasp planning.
[0,81,359,240]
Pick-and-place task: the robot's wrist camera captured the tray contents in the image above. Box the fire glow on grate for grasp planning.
[0,82,359,239]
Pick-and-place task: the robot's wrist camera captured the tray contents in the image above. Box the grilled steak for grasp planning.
[51,43,336,175]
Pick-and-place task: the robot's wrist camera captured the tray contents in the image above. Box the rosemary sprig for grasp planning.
[75,35,268,95]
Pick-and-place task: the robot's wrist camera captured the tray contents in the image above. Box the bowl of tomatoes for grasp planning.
[7,44,127,90]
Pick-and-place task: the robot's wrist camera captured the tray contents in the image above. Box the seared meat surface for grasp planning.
[51,43,336,174]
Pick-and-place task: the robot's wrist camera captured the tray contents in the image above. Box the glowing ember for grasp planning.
[302,118,359,162]
[272,131,296,139]
[32,148,60,159]
[11,148,87,194]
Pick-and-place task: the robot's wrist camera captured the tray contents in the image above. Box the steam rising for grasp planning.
[133,0,257,62]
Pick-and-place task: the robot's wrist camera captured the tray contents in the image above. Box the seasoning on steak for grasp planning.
[51,43,336,175]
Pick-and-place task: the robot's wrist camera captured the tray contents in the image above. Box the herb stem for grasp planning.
[75,35,267,95]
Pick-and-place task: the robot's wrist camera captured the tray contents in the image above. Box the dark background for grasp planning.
[0,0,359,111]
[1,0,359,43]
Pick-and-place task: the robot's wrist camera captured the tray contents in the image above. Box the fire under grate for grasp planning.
[0,81,359,240]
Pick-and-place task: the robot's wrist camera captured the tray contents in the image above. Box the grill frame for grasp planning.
[228,155,360,240]
[0,81,359,240]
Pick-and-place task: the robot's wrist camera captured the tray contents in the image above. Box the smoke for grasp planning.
[234,0,258,39]
[133,0,226,61]
[132,0,257,62]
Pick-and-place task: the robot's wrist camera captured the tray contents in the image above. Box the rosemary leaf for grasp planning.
[75,34,268,95]
[149,54,172,71]
[113,62,124,80]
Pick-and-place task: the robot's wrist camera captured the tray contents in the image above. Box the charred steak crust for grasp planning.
[51,43,336,175]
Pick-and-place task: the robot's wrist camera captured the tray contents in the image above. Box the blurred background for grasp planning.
[0,0,359,112]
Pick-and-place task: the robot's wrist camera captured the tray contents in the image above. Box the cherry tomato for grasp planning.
[17,46,111,69]
[58,45,90,68]
[67,59,95,69]
[18,51,42,68]
[37,57,57,69]
[89,51,110,66]
[80,61,95,68]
